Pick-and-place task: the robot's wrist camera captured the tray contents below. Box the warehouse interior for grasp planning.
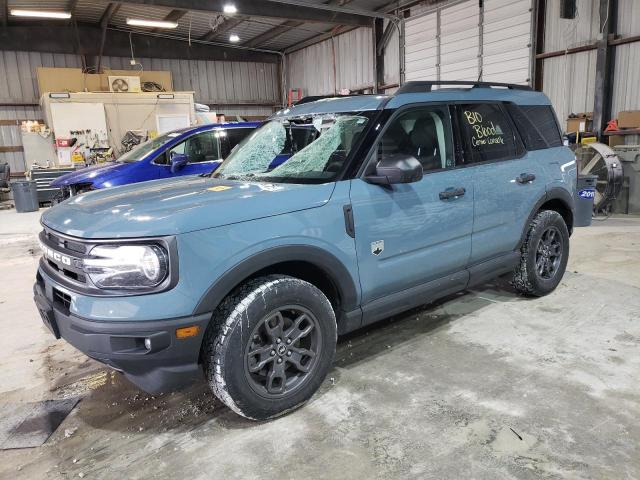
[0,0,639,478]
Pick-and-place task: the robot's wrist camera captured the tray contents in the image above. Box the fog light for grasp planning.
[144,338,152,350]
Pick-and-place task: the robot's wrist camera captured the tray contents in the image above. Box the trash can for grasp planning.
[575,174,597,227]
[12,180,39,213]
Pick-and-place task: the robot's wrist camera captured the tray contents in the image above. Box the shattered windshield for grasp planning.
[117,130,186,163]
[214,112,373,184]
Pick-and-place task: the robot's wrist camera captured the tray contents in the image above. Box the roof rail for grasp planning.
[396,81,532,94]
[293,93,378,105]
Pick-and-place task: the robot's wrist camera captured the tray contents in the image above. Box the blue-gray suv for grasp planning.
[34,81,577,420]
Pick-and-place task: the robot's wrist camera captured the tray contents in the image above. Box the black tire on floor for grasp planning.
[512,209,570,297]
[202,275,337,420]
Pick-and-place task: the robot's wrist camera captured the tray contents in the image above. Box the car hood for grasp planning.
[41,175,336,238]
[50,162,132,188]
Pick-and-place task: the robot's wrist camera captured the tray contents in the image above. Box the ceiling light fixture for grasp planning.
[229,34,240,42]
[126,18,179,29]
[223,4,238,14]
[10,9,71,19]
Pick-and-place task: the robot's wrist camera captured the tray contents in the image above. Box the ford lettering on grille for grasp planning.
[39,240,74,266]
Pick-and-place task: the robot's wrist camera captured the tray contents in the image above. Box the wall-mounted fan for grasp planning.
[108,76,141,93]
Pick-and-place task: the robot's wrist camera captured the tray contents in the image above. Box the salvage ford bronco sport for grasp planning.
[34,81,577,420]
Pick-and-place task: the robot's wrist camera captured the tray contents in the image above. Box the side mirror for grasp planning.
[365,154,423,185]
[170,152,188,173]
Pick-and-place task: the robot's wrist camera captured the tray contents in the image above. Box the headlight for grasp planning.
[83,244,169,290]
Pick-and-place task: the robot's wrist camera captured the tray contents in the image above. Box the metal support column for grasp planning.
[374,18,385,93]
[593,0,617,138]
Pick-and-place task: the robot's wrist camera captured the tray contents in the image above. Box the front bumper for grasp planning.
[33,273,211,393]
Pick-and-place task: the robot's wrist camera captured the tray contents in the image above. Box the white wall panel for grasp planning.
[440,1,480,81]
[612,42,640,117]
[404,11,438,82]
[404,0,531,85]
[612,0,640,117]
[617,0,640,36]
[482,0,532,85]
[544,0,599,52]
[542,50,597,126]
[286,27,374,96]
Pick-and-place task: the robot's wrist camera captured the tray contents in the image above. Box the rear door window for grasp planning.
[458,103,521,164]
[506,104,563,150]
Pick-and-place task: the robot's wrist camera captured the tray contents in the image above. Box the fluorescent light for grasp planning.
[49,92,71,99]
[229,34,240,43]
[223,4,237,14]
[10,9,71,19]
[126,18,178,29]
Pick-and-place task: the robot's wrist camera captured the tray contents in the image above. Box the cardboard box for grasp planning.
[608,135,625,147]
[566,117,592,133]
[618,110,640,129]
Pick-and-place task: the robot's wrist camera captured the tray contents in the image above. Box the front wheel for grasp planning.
[512,210,570,296]
[203,275,337,420]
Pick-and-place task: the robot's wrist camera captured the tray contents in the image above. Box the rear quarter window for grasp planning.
[506,104,563,150]
[458,103,521,163]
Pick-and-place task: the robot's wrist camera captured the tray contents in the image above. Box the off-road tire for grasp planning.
[512,210,570,296]
[202,275,337,420]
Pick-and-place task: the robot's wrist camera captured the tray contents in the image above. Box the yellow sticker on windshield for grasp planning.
[208,186,232,192]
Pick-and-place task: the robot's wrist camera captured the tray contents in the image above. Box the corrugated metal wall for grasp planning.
[98,56,280,116]
[286,27,375,96]
[612,0,640,116]
[0,50,281,172]
[542,0,640,125]
[541,0,599,123]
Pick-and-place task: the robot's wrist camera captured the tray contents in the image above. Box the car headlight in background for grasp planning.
[83,244,169,290]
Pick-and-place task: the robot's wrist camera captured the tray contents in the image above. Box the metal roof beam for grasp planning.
[242,20,303,48]
[242,0,355,49]
[97,3,121,73]
[163,9,188,22]
[200,16,245,42]
[113,0,371,26]
[99,3,120,27]
[0,25,281,63]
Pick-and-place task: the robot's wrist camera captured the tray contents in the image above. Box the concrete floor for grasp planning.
[0,210,639,479]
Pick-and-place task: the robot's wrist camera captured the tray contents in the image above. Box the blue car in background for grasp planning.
[52,122,260,199]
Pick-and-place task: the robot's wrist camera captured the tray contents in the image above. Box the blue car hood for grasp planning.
[51,162,131,188]
[41,176,335,239]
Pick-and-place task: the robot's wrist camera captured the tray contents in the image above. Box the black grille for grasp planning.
[40,229,88,286]
[45,230,87,254]
[53,288,71,310]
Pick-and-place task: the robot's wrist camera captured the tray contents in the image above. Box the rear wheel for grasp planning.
[512,210,570,296]
[203,275,336,420]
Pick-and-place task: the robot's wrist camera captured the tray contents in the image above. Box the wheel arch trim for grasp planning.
[519,187,575,248]
[192,245,359,317]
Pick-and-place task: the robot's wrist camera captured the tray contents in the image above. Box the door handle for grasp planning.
[439,187,466,200]
[516,173,536,184]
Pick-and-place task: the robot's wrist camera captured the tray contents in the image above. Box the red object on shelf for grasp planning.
[55,138,73,148]
[604,119,619,132]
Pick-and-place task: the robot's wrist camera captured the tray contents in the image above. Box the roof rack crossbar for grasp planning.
[397,81,532,94]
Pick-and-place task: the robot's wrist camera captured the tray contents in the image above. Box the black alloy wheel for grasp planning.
[535,226,563,280]
[244,306,322,398]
